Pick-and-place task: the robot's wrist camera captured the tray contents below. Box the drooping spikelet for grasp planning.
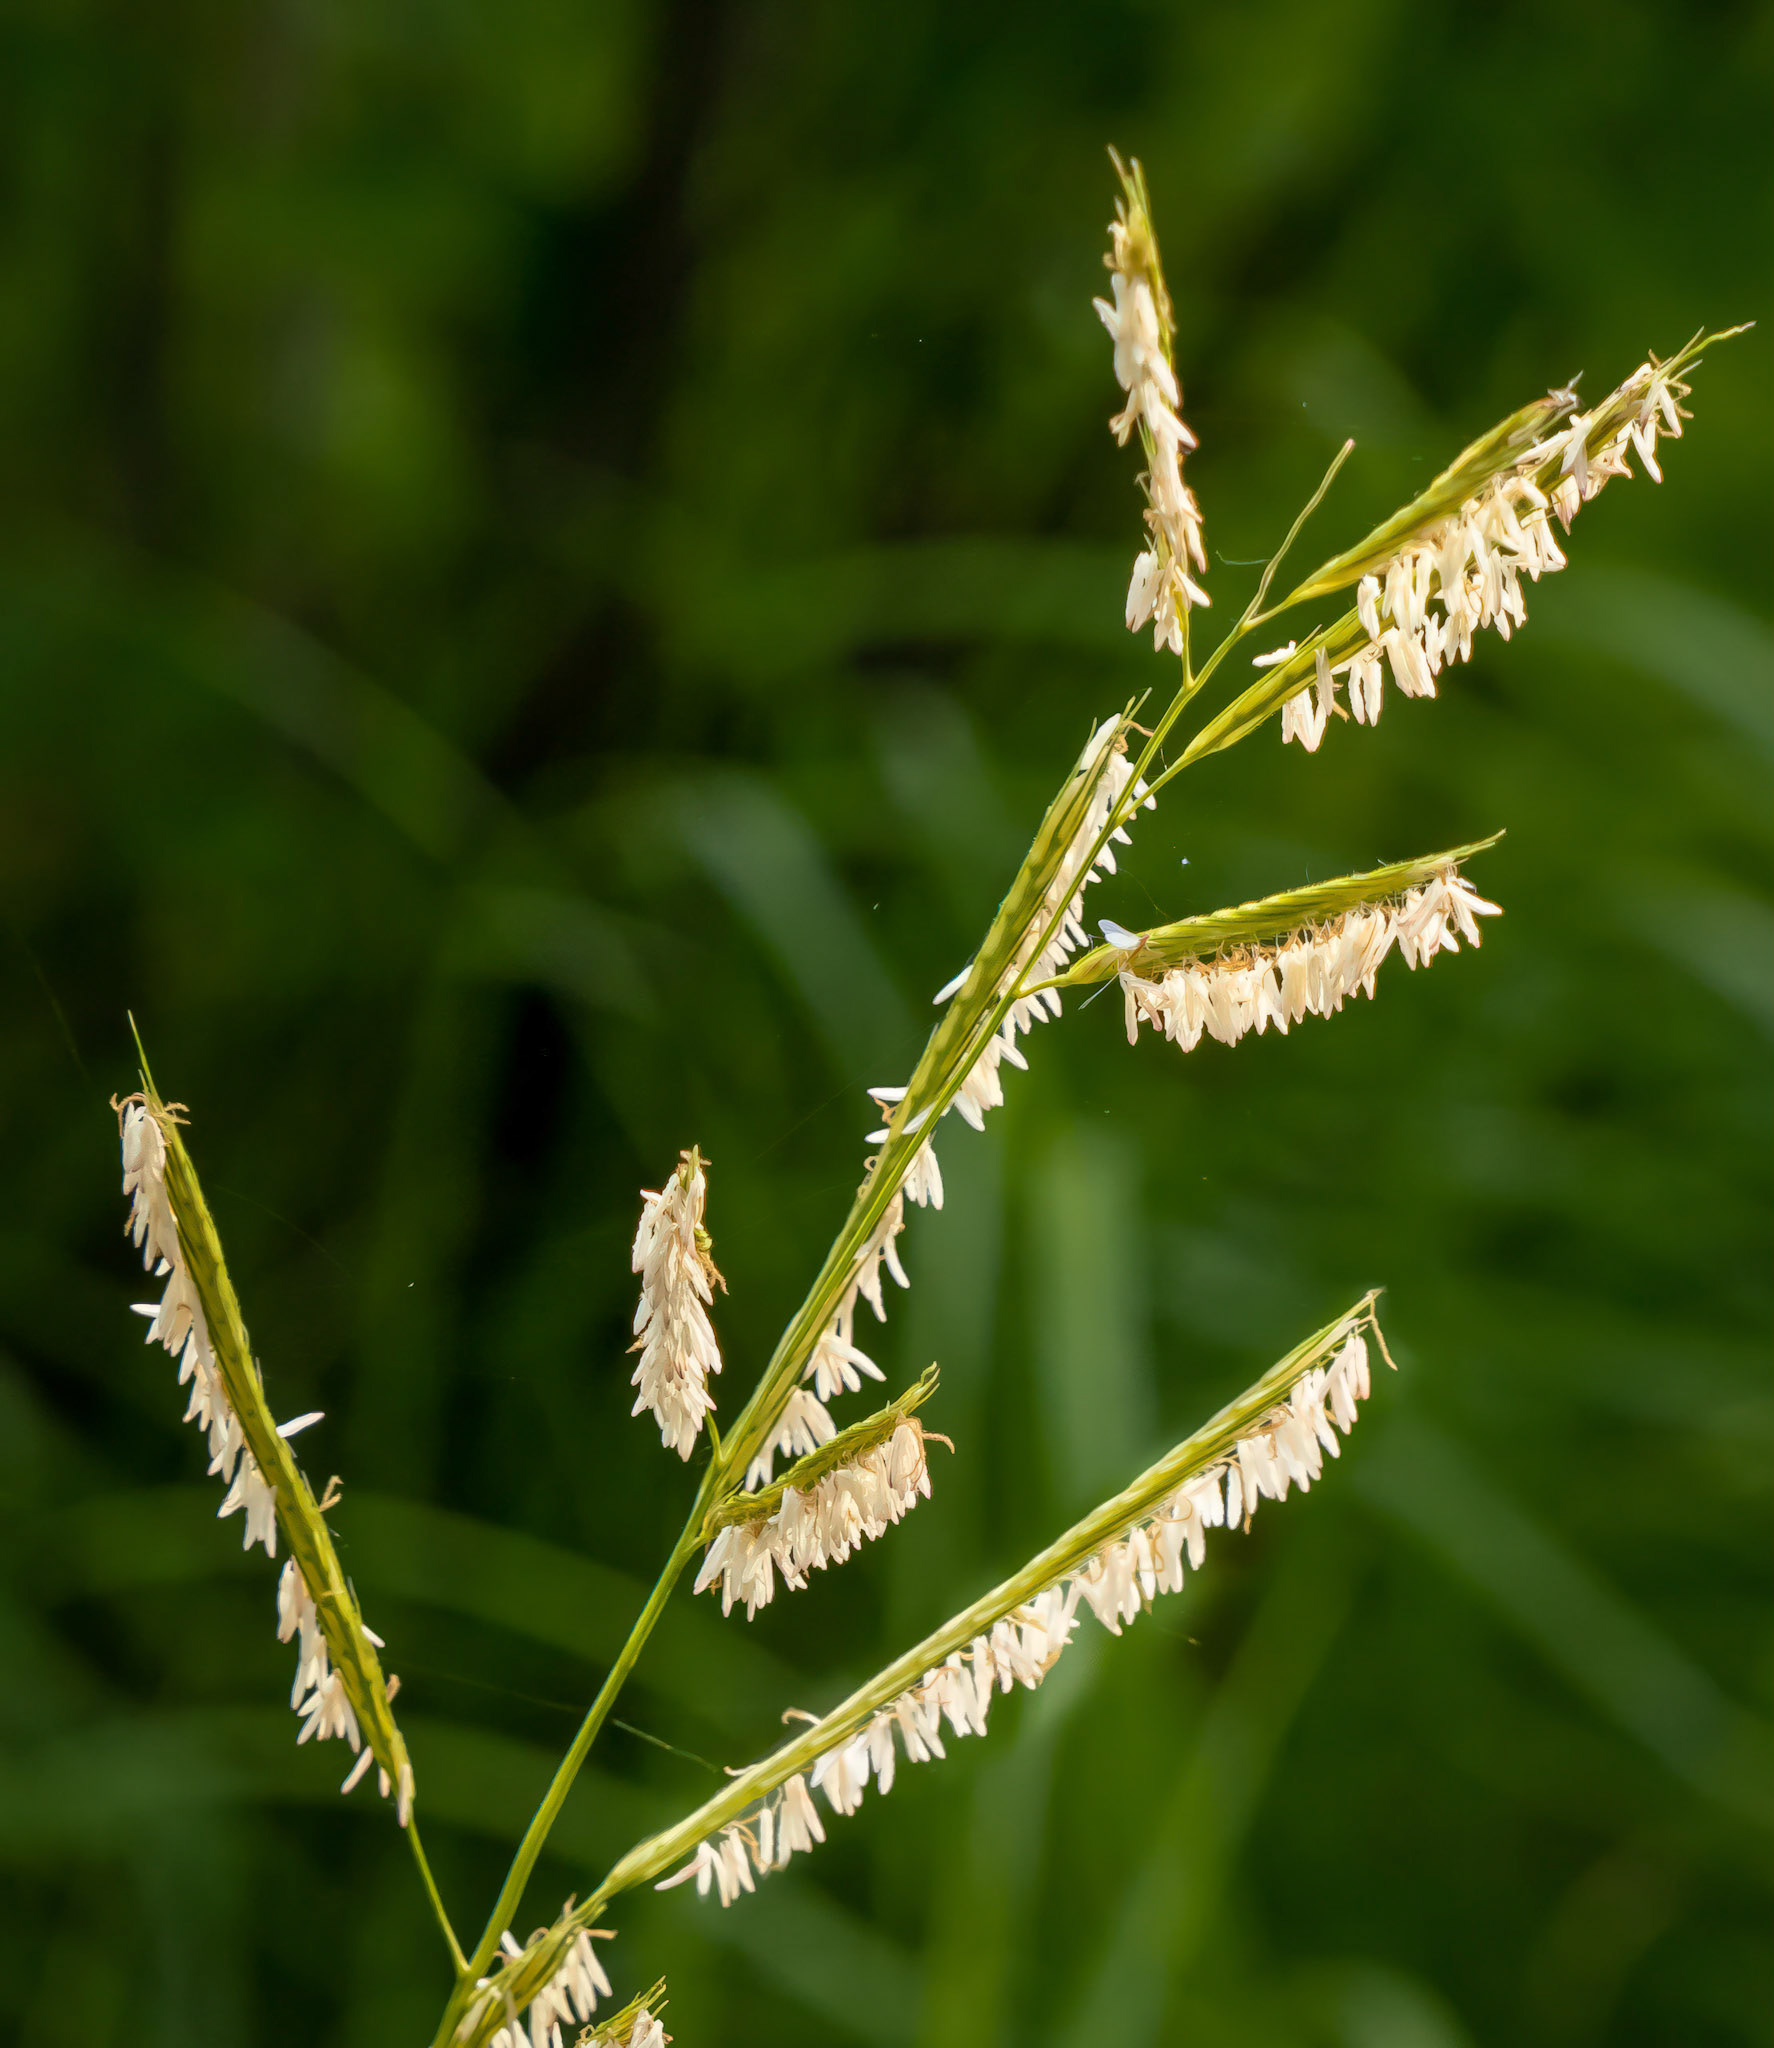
[1095,151,1208,651]
[630,1148,725,1459]
[659,1322,1380,1901]
[698,1418,937,1619]
[1115,863,1502,1053]
[1273,353,1700,750]
[461,1923,622,2048]
[115,1095,412,1820]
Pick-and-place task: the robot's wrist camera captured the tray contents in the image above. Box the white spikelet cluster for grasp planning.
[780,1137,943,1461]
[1278,647,1343,752]
[630,1150,725,1459]
[276,1558,414,1820]
[659,1330,1377,1904]
[588,2010,668,2048]
[1531,353,1692,529]
[1117,866,1501,1054]
[121,1101,280,1557]
[470,1926,615,2048]
[117,1099,407,1814]
[1280,355,1695,751]
[798,1178,913,1406]
[745,1386,838,1492]
[696,1420,934,1619]
[1095,190,1208,650]
[277,1556,355,1748]
[1070,1333,1373,1628]
[657,1773,829,1907]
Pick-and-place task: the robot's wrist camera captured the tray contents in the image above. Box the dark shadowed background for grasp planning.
[2,3,1769,2043]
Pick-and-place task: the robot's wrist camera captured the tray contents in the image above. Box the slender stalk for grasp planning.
[408,1818,469,1974]
[453,1516,707,2000]
[1244,436,1355,623]
[1114,437,1353,803]
[1184,441,1353,706]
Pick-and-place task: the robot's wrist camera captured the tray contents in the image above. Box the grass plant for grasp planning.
[107,154,1743,2047]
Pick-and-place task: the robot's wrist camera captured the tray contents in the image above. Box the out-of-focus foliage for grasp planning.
[1,2,1768,2042]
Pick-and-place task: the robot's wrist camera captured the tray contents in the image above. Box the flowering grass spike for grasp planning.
[631,1147,726,1457]
[102,149,1740,2048]
[114,1089,417,1827]
[1098,149,1209,650]
[1115,861,1502,1053]
[646,1304,1385,1902]
[698,1377,943,1618]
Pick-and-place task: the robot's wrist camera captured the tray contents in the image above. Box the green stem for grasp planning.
[1144,434,1354,758]
[1247,438,1354,620]
[408,1817,468,1974]
[457,1521,704,1992]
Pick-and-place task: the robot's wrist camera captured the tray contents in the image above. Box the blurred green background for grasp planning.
[1,1,1769,2042]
